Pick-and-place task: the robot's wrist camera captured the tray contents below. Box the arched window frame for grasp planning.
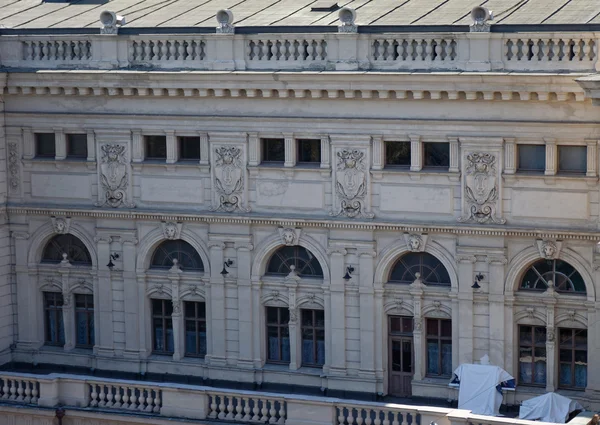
[41,234,92,266]
[150,239,204,272]
[387,252,451,286]
[519,259,586,294]
[265,246,324,278]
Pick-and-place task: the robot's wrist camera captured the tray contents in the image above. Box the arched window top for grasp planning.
[388,252,450,286]
[42,234,92,266]
[150,240,204,272]
[266,246,323,278]
[520,259,586,294]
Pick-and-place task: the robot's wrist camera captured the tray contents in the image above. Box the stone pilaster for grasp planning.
[94,235,114,356]
[166,130,177,164]
[504,138,516,174]
[169,264,182,361]
[199,132,209,165]
[284,133,295,168]
[131,129,143,162]
[58,262,73,351]
[448,137,460,173]
[410,134,422,171]
[328,248,347,375]
[320,135,330,169]
[248,132,259,166]
[236,242,254,368]
[545,138,557,175]
[358,250,376,378]
[586,139,597,177]
[54,128,66,160]
[121,235,139,356]
[371,136,384,171]
[207,241,226,366]
[456,253,476,365]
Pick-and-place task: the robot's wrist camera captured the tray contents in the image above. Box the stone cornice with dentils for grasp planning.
[5,205,600,242]
[0,71,588,103]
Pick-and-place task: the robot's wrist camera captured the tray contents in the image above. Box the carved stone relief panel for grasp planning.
[210,144,250,213]
[330,148,374,218]
[7,141,20,196]
[95,143,135,208]
[458,151,505,224]
[51,216,71,234]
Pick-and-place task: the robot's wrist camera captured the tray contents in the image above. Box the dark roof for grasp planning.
[1,0,599,30]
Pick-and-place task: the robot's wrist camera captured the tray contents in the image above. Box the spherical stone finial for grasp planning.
[62,253,68,260]
[290,265,296,271]
[172,258,179,265]
[415,272,421,278]
[338,7,357,33]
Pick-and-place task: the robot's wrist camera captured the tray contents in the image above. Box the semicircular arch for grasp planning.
[28,222,98,268]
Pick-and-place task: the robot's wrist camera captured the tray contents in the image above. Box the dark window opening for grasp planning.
[388,252,451,286]
[262,138,285,163]
[558,328,587,390]
[41,234,92,266]
[266,306,290,363]
[150,239,204,272]
[518,325,546,386]
[385,142,411,167]
[145,135,167,160]
[297,139,321,163]
[423,142,449,168]
[152,299,174,355]
[75,294,94,348]
[266,246,323,278]
[426,318,452,377]
[67,134,88,159]
[44,292,65,346]
[35,133,56,158]
[184,301,206,358]
[517,145,545,173]
[558,146,586,175]
[179,137,201,161]
[301,309,325,366]
[520,259,586,294]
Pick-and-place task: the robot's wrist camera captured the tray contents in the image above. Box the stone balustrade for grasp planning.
[0,371,576,425]
[0,32,598,72]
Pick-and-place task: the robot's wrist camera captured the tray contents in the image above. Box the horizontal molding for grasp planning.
[6,205,600,241]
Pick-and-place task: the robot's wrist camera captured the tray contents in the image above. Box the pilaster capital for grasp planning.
[486,255,508,265]
[94,235,113,244]
[456,254,477,263]
[208,241,226,250]
[358,250,377,258]
[235,243,254,251]
[327,248,347,256]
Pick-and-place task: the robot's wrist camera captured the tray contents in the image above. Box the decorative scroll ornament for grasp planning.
[7,142,19,193]
[278,227,300,246]
[331,149,374,219]
[96,144,134,208]
[211,146,249,213]
[161,222,182,240]
[458,152,505,224]
[51,217,71,234]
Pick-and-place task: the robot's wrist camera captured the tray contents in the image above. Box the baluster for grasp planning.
[209,394,218,418]
[391,411,399,425]
[150,41,158,61]
[16,380,24,402]
[184,40,193,60]
[107,385,116,407]
[31,382,38,404]
[225,396,235,419]
[113,386,122,408]
[400,412,409,425]
[315,40,323,60]
[144,387,153,412]
[261,398,269,423]
[504,39,512,61]
[356,408,364,425]
[235,396,244,420]
[86,41,92,59]
[277,401,285,424]
[374,409,381,425]
[339,407,348,425]
[268,400,277,423]
[56,41,65,60]
[424,39,432,61]
[177,40,185,60]
[137,387,146,411]
[252,397,260,421]
[381,39,389,61]
[121,386,130,409]
[242,397,251,421]
[74,41,81,60]
[98,385,107,407]
[168,39,176,60]
[531,39,540,60]
[382,410,390,425]
[434,39,442,60]
[40,42,48,60]
[89,384,98,407]
[153,388,160,413]
[23,381,32,403]
[218,395,226,419]
[542,38,551,61]
[364,409,373,425]
[573,39,582,61]
[159,40,168,60]
[583,39,591,61]
[416,39,424,61]
[9,379,17,400]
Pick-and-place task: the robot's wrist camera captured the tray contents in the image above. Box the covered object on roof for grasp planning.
[453,364,515,416]
[519,392,584,423]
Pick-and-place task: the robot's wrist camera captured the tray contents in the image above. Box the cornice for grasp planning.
[6,205,600,242]
[2,71,587,103]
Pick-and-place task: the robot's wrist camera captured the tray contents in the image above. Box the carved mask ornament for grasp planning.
[97,144,134,208]
[459,152,505,224]
[212,146,248,213]
[331,149,374,219]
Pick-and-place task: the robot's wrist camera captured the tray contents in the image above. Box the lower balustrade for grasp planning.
[0,372,588,425]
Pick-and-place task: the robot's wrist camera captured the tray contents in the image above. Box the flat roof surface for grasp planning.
[1,0,600,30]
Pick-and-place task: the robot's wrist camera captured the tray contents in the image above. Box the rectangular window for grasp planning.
[66,134,88,159]
[35,133,56,158]
[389,316,414,334]
[426,318,452,376]
[297,139,321,164]
[266,306,290,363]
[301,309,325,366]
[44,292,65,346]
[518,325,546,386]
[385,141,411,167]
[184,301,207,358]
[558,146,586,174]
[179,136,201,161]
[152,299,174,355]
[559,328,587,390]
[517,145,545,173]
[423,142,450,168]
[75,294,94,348]
[262,138,285,163]
[145,135,167,160]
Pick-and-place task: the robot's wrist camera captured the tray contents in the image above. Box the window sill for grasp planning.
[372,168,459,181]
[262,363,323,376]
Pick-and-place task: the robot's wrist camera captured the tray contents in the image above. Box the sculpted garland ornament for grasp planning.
[96,144,134,208]
[458,152,505,224]
[331,149,374,219]
[211,146,249,213]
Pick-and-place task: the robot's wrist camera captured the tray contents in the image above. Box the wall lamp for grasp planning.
[472,273,484,289]
[343,266,355,281]
[221,259,233,276]
[106,253,119,270]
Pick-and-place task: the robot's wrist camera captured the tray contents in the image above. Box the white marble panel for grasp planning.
[31,174,91,199]
[380,185,453,214]
[257,181,324,209]
[512,190,589,219]
[140,177,204,204]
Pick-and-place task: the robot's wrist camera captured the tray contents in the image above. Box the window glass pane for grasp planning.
[145,135,167,159]
[560,329,572,346]
[519,347,533,383]
[185,320,197,354]
[153,318,164,351]
[441,342,452,375]
[316,331,325,365]
[41,234,92,265]
[390,317,401,333]
[518,145,545,172]
[392,340,401,371]
[164,301,173,316]
[302,330,314,364]
[385,142,411,166]
[559,363,572,386]
[267,326,280,360]
[184,302,195,318]
[76,312,87,345]
[165,319,174,352]
[315,310,325,327]
[534,327,546,345]
[36,133,56,157]
[280,308,289,324]
[281,330,290,362]
[575,330,587,349]
[560,349,572,362]
[266,246,323,277]
[150,240,204,271]
[179,137,201,160]
[389,252,450,286]
[441,320,452,337]
[423,142,449,168]
[267,307,278,324]
[427,340,439,374]
[262,138,285,162]
[402,318,413,334]
[302,310,313,326]
[520,326,532,344]
[297,139,321,163]
[558,146,586,174]
[426,319,439,336]
[67,134,88,158]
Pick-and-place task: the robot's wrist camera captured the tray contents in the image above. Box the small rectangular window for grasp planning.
[66,134,88,159]
[145,135,167,160]
[75,294,94,348]
[179,137,201,161]
[44,292,65,346]
[423,142,449,168]
[297,139,321,164]
[301,309,325,366]
[517,145,545,173]
[35,133,56,158]
[266,306,290,363]
[152,299,174,355]
[426,318,452,377]
[518,325,546,386]
[558,146,586,174]
[385,141,411,167]
[262,138,285,163]
[558,328,587,389]
[184,301,206,358]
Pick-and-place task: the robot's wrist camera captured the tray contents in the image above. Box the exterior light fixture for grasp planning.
[107,253,119,269]
[472,272,484,289]
[221,259,233,276]
[343,265,355,281]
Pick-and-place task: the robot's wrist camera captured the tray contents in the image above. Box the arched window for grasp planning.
[150,240,204,272]
[42,234,92,266]
[266,246,323,278]
[388,252,450,286]
[520,259,585,294]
